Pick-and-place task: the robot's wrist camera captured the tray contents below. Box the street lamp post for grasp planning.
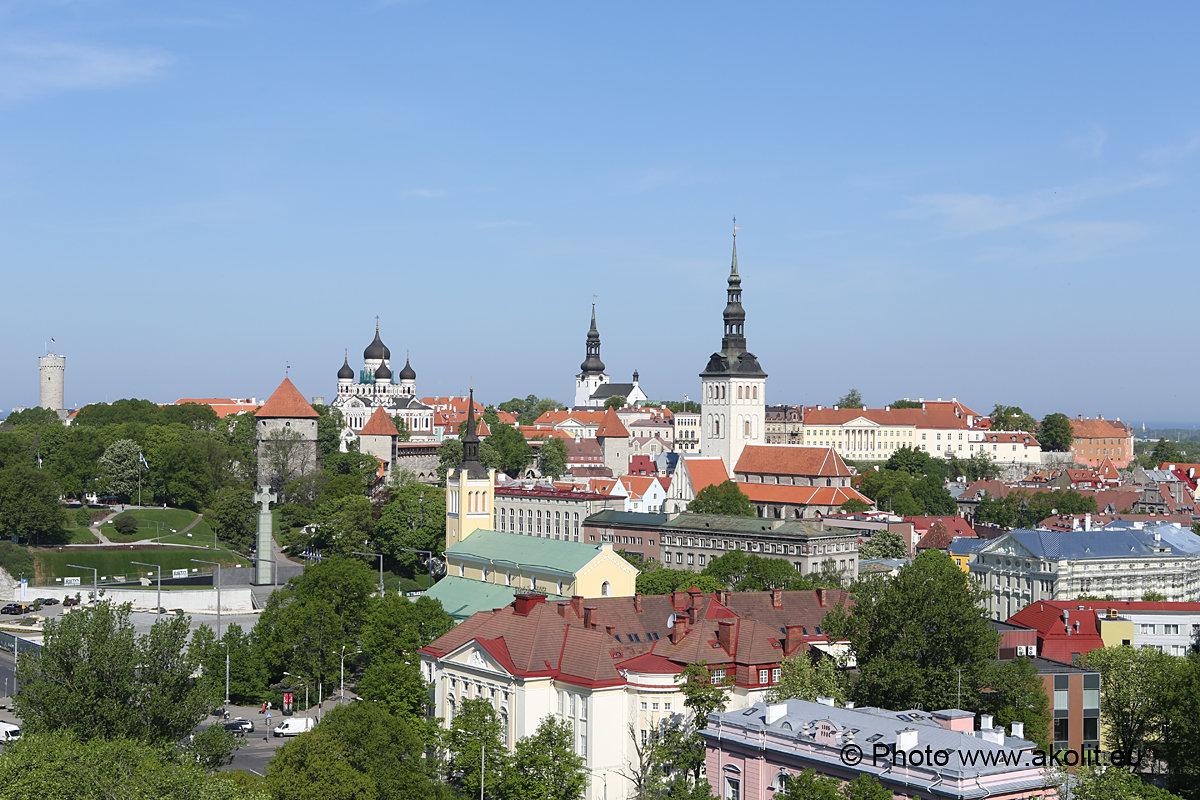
[338,645,361,704]
[65,564,98,605]
[130,561,161,613]
[352,551,385,596]
[191,559,227,705]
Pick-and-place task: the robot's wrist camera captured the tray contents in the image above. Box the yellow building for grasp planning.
[431,389,637,620]
[445,390,496,549]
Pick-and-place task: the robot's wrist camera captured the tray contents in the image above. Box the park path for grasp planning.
[62,506,205,548]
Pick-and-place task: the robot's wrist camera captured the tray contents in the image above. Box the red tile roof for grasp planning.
[915,518,977,550]
[684,457,730,494]
[983,432,1040,447]
[255,378,319,419]
[735,445,852,478]
[802,400,981,430]
[907,516,975,536]
[596,407,629,438]
[174,398,262,418]
[1069,417,1131,440]
[737,483,873,508]
[359,406,399,437]
[534,409,607,428]
[1007,601,1105,663]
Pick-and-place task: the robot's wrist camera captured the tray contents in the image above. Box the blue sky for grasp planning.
[2,2,1197,426]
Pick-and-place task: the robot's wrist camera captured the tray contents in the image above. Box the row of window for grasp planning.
[705,383,760,401]
[495,507,582,540]
[661,535,855,555]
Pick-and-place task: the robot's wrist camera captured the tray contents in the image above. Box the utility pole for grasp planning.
[352,551,385,596]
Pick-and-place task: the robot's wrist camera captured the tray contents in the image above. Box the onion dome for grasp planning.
[398,357,416,381]
[373,361,392,381]
[337,351,354,380]
[364,320,390,361]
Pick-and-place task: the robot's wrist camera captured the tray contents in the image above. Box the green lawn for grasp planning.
[65,526,101,544]
[105,508,204,543]
[35,547,249,585]
[159,517,217,547]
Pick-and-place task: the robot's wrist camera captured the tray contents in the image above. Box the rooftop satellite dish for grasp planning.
[667,613,677,629]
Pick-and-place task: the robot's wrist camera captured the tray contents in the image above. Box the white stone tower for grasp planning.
[38,350,66,411]
[699,223,767,471]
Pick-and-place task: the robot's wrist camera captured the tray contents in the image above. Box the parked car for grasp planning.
[272,717,315,737]
[223,718,254,735]
[37,598,59,606]
[62,597,79,607]
[0,604,23,615]
[0,723,20,743]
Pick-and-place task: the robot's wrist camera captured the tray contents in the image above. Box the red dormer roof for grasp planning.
[359,406,399,437]
[255,378,319,419]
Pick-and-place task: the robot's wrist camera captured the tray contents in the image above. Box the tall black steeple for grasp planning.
[459,389,488,479]
[700,219,767,379]
[579,303,606,375]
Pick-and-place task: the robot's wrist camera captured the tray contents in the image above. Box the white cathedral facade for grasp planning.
[331,323,435,450]
[573,305,648,409]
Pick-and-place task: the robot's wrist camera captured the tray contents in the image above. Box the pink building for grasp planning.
[702,698,1058,799]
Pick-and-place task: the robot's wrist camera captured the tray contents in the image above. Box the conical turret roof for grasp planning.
[256,378,319,419]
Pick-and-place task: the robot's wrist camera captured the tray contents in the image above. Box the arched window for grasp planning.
[714,417,721,437]
[447,695,456,722]
[753,386,758,400]
[601,581,611,597]
[737,385,743,400]
[744,419,751,436]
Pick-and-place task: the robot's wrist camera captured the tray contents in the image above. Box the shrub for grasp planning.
[113,516,138,536]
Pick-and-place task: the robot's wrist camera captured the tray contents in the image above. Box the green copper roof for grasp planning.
[445,529,611,574]
[423,575,566,621]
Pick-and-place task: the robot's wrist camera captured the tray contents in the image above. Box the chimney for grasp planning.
[669,623,685,644]
[771,588,783,609]
[765,703,787,724]
[816,696,835,706]
[1084,512,1092,531]
[605,624,616,636]
[716,589,729,605]
[513,593,547,616]
[557,601,570,619]
[1010,721,1025,739]
[980,714,994,731]
[896,728,918,751]
[816,587,827,607]
[717,619,735,652]
[981,728,1005,746]
[672,590,687,610]
[688,601,700,625]
[583,605,597,629]
[784,625,804,654]
[571,595,584,617]
[633,593,643,613]
[844,701,854,709]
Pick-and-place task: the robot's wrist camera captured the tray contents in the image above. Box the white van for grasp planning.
[0,722,20,743]
[272,717,315,737]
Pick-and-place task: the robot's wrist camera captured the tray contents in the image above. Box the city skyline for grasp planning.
[2,3,1198,424]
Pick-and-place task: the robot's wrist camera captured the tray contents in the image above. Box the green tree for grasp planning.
[703,550,813,591]
[191,623,268,706]
[979,657,1052,751]
[503,716,586,800]
[774,768,843,800]
[688,480,754,516]
[15,602,209,744]
[376,482,446,572]
[311,494,376,555]
[889,399,923,410]
[823,551,998,713]
[498,395,565,426]
[390,414,412,442]
[635,566,723,595]
[1152,438,1184,465]
[843,774,894,800]
[989,405,1037,432]
[444,698,509,799]
[98,437,143,500]
[147,439,212,510]
[856,531,907,559]
[437,438,463,481]
[211,485,256,552]
[1039,413,1074,452]
[673,663,733,786]
[839,498,870,513]
[1080,644,1178,769]
[314,404,345,460]
[1161,650,1200,798]
[0,731,266,800]
[766,652,848,703]
[537,437,568,479]
[835,388,863,409]
[0,463,67,545]
[482,423,534,477]
[604,395,627,410]
[1066,765,1185,800]
[266,701,450,800]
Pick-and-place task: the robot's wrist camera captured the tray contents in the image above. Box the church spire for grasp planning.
[721,219,747,356]
[579,302,606,375]
[459,389,487,478]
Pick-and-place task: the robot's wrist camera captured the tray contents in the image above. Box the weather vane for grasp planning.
[733,216,739,237]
